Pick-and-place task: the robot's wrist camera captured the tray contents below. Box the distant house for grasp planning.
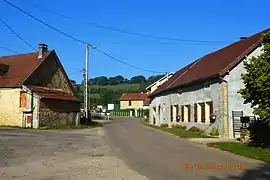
[146,73,173,94]
[0,44,80,128]
[119,93,148,109]
[148,28,269,138]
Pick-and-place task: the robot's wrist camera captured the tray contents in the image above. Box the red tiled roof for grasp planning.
[150,28,269,97]
[0,51,52,87]
[27,85,79,102]
[119,93,148,101]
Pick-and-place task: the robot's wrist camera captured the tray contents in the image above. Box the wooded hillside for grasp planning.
[73,74,164,107]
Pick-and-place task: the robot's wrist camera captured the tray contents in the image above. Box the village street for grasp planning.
[0,117,268,180]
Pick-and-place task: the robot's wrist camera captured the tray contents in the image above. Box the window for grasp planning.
[20,92,28,108]
[194,103,197,122]
[181,105,190,122]
[128,100,132,106]
[200,103,206,123]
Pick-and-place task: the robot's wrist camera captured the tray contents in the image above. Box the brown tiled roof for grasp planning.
[150,28,270,97]
[27,85,79,102]
[119,93,148,101]
[143,97,151,106]
[0,51,52,87]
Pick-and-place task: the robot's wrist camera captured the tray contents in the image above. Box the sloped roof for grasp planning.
[27,85,79,102]
[143,97,151,106]
[119,93,148,101]
[150,28,270,97]
[0,51,52,87]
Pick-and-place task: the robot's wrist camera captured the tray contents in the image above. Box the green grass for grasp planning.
[144,124,211,138]
[207,142,270,163]
[40,121,103,130]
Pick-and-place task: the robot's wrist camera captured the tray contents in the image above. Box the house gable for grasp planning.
[23,51,75,95]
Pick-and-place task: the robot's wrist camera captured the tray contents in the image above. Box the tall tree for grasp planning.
[130,75,146,84]
[115,75,125,84]
[239,32,270,119]
[95,76,108,86]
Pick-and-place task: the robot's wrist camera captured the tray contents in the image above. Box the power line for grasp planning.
[0,16,36,51]
[3,0,166,74]
[31,3,232,44]
[3,0,86,45]
[0,46,18,54]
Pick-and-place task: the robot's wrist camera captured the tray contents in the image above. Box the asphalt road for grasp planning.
[0,127,147,180]
[104,117,270,180]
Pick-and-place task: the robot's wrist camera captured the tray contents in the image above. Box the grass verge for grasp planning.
[207,142,270,163]
[144,124,211,138]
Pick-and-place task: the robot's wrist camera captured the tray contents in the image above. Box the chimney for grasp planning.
[38,44,48,59]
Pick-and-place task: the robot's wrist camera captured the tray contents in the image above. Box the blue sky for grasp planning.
[0,0,269,83]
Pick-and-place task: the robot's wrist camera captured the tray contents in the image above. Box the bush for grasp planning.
[209,127,219,136]
[188,126,203,133]
[160,123,169,128]
[171,124,187,130]
[248,119,270,148]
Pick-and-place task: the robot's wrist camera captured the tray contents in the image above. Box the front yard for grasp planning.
[207,142,270,163]
[144,123,212,138]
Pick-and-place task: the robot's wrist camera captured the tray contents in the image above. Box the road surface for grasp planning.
[104,117,269,180]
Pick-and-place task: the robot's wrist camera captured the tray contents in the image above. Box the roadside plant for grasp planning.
[209,127,219,136]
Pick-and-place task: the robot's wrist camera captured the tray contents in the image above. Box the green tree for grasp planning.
[108,77,119,85]
[130,75,146,84]
[239,32,270,119]
[95,76,108,85]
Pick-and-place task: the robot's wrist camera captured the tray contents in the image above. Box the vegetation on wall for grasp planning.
[239,32,270,120]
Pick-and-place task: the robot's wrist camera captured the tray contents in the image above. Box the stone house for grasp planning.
[148,28,269,138]
[119,93,149,109]
[0,44,80,128]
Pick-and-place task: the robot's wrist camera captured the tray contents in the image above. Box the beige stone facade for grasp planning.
[120,100,144,109]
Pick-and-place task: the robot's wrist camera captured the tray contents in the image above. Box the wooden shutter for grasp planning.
[170,105,173,122]
[188,105,191,122]
[194,104,197,122]
[209,101,213,115]
[201,103,205,123]
[181,105,184,122]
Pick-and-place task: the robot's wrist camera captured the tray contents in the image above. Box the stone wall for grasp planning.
[39,109,73,126]
[150,79,222,132]
[225,45,263,138]
[39,98,80,126]
[24,52,72,93]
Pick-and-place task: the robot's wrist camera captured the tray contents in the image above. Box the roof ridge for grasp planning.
[0,51,38,58]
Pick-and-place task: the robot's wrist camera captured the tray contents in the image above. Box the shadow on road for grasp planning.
[208,163,270,180]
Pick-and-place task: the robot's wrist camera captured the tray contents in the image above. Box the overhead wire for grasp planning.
[0,16,37,51]
[3,0,166,74]
[0,46,18,54]
[30,3,232,44]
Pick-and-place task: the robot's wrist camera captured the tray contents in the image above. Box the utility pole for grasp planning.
[85,43,89,120]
